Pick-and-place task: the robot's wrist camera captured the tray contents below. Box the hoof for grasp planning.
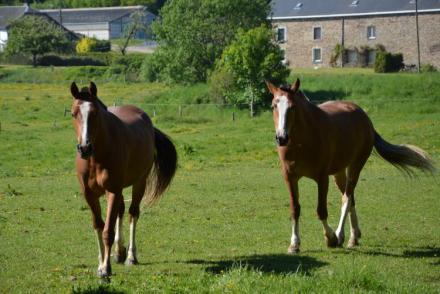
[337,235,345,247]
[97,265,112,278]
[347,238,359,248]
[125,257,138,266]
[325,232,339,248]
[114,247,127,264]
[287,244,300,254]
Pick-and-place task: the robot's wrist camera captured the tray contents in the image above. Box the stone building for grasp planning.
[270,0,440,69]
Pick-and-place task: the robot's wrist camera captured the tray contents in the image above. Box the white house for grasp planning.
[0,4,78,52]
[0,5,35,51]
[41,6,155,41]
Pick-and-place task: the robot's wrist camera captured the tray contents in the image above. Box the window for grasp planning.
[276,27,286,43]
[367,50,376,65]
[347,50,358,64]
[312,48,322,63]
[367,26,376,39]
[313,27,322,40]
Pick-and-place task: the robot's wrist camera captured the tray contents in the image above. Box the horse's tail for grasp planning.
[145,127,178,205]
[374,131,436,176]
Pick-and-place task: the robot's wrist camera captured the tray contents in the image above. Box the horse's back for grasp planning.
[108,105,152,129]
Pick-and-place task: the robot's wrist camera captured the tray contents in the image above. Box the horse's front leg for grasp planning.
[99,190,123,278]
[283,172,301,254]
[83,190,105,275]
[316,176,338,247]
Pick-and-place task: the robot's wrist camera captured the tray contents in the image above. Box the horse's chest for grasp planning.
[85,168,112,191]
[279,144,321,176]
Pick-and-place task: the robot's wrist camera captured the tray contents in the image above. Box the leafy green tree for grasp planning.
[6,15,72,66]
[149,0,270,84]
[215,25,290,112]
[118,9,149,55]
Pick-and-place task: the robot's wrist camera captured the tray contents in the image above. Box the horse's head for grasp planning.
[70,81,101,159]
[266,79,302,147]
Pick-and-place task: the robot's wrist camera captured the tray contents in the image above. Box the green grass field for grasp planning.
[0,70,439,293]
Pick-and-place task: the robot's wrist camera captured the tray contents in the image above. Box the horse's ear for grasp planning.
[70,82,79,99]
[89,81,97,98]
[265,81,277,95]
[290,78,300,93]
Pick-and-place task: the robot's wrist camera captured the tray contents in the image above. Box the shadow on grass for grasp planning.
[72,285,125,294]
[351,246,440,264]
[186,254,327,276]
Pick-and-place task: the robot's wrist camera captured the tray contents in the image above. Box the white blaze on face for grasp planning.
[276,95,289,138]
[79,102,92,147]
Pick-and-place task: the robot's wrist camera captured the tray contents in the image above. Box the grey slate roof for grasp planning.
[0,5,39,29]
[271,0,440,19]
[40,6,146,24]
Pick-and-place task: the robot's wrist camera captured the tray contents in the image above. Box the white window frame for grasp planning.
[367,25,376,40]
[313,26,322,40]
[276,26,287,43]
[312,47,322,64]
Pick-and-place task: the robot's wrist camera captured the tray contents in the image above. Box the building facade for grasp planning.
[41,6,155,41]
[0,5,78,52]
[270,0,440,69]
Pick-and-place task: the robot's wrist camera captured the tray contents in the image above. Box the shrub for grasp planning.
[76,37,111,53]
[208,68,239,104]
[37,55,107,66]
[105,53,147,82]
[374,51,403,73]
[420,64,437,73]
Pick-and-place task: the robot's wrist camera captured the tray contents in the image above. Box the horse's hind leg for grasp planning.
[334,170,350,246]
[114,198,126,263]
[345,161,366,248]
[126,177,146,265]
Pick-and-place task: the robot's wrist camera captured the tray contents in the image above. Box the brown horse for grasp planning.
[266,79,435,253]
[70,82,177,278]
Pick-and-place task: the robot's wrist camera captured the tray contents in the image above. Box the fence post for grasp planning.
[179,105,182,117]
[232,111,235,122]
[153,107,156,117]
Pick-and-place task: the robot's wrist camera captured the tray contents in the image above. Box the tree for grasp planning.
[215,25,290,114]
[6,15,72,66]
[118,9,149,55]
[149,0,270,84]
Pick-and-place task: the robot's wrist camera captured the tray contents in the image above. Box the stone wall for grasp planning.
[273,12,440,69]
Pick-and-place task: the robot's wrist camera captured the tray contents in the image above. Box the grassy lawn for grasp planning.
[0,76,439,292]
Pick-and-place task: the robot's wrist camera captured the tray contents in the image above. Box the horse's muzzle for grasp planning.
[275,134,289,146]
[77,142,93,159]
